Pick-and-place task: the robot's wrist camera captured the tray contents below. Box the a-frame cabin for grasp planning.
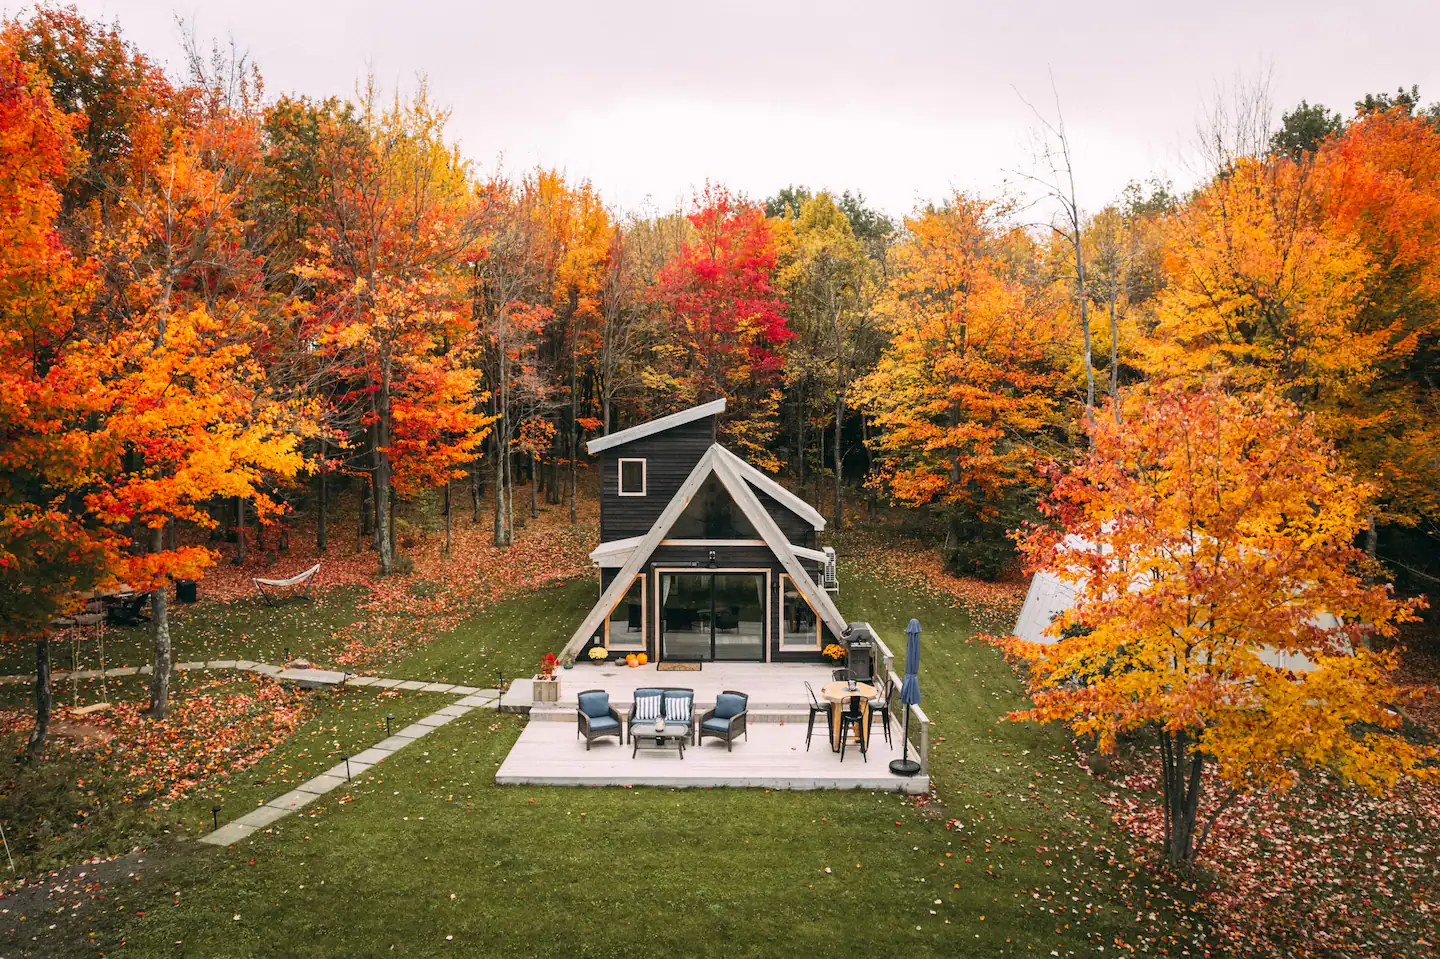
[560,399,848,664]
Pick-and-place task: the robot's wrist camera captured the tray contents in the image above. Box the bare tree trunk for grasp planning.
[1366,516,1378,561]
[797,381,807,492]
[862,415,877,515]
[833,355,845,531]
[1159,728,1207,864]
[504,420,514,545]
[26,636,51,757]
[374,361,395,574]
[443,480,452,558]
[234,496,246,565]
[569,353,578,524]
[148,526,172,718]
[1077,254,1095,422]
[1109,291,1121,422]
[530,455,538,519]
[357,476,368,553]
[471,464,482,524]
[492,425,505,547]
[317,439,328,553]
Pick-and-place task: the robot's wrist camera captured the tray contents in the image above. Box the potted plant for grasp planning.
[588,646,610,665]
[533,652,560,703]
[822,643,847,666]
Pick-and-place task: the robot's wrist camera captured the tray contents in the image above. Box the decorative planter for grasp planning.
[532,676,560,703]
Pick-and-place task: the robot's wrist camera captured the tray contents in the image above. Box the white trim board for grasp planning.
[587,399,726,454]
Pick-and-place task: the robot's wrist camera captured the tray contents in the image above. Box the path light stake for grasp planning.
[497,669,503,708]
[386,713,394,736]
[284,647,290,663]
[211,805,221,831]
[344,756,352,782]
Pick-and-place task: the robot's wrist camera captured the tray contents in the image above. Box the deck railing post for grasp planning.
[914,705,931,776]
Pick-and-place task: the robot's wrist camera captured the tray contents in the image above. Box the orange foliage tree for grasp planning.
[1143,109,1440,540]
[298,83,491,573]
[78,64,312,718]
[1000,383,1432,864]
[857,194,1069,577]
[0,35,112,753]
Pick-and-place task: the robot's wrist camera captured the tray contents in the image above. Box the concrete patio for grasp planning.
[497,661,930,794]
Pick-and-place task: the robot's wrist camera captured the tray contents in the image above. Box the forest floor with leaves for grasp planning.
[0,495,1435,957]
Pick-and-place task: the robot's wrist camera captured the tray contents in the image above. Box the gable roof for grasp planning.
[560,443,847,660]
[586,398,727,455]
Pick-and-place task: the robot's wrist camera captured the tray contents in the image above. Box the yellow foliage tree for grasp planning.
[857,194,1068,577]
[1000,382,1432,864]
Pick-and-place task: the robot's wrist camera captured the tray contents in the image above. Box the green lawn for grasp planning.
[0,587,369,678]
[7,566,1195,958]
[393,578,597,686]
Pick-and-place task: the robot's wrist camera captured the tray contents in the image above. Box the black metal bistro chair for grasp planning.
[837,695,872,763]
[576,690,622,750]
[870,675,894,747]
[831,667,855,683]
[804,681,831,752]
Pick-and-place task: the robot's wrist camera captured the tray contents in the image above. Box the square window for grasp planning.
[618,458,646,496]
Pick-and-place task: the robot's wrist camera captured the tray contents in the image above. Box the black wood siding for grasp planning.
[753,487,818,547]
[598,416,715,541]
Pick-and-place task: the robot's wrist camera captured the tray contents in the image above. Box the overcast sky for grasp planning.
[35,1,1440,218]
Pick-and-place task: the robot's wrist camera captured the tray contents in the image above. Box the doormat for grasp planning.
[657,662,701,672]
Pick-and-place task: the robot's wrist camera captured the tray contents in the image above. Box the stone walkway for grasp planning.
[3,657,526,847]
[0,659,486,695]
[199,687,503,846]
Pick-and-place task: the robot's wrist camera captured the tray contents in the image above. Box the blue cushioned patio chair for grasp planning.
[627,687,665,743]
[696,690,748,751]
[576,689,622,750]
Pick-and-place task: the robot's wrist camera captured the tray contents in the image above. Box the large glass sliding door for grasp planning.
[659,571,766,662]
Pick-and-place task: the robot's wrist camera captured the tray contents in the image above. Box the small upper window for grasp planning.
[618,458,646,496]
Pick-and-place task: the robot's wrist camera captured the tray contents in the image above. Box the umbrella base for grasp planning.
[888,759,922,777]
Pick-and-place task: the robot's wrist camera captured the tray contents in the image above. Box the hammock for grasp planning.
[253,563,321,606]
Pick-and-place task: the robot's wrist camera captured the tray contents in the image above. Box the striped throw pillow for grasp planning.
[664,696,691,723]
[633,694,661,722]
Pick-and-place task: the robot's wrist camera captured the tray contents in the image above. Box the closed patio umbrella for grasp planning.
[890,618,923,776]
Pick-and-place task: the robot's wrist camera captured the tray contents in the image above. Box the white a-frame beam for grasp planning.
[559,447,719,660]
[710,455,848,637]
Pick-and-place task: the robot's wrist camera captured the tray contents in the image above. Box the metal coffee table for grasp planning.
[631,723,688,759]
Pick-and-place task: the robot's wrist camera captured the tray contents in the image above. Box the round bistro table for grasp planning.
[820,681,876,753]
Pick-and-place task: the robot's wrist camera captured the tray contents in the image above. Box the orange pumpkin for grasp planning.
[625,654,638,667]
[636,653,648,666]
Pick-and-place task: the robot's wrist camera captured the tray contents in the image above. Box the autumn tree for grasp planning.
[857,194,1069,577]
[777,191,878,526]
[593,211,681,434]
[1001,383,1432,865]
[299,81,488,571]
[1143,108,1440,557]
[471,171,549,546]
[0,34,112,754]
[652,185,792,469]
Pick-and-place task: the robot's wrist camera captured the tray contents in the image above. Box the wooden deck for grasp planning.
[495,717,930,794]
